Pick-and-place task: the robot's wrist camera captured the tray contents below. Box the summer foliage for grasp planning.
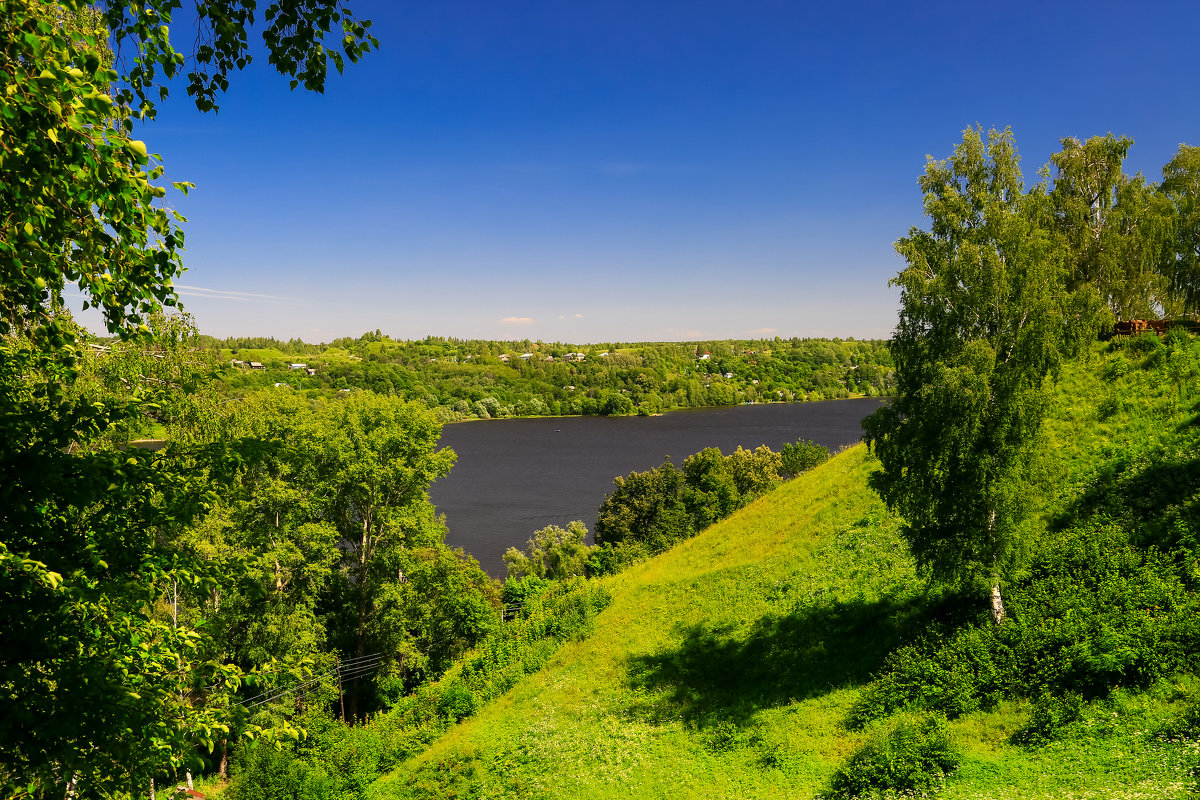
[6,0,1200,794]
[366,333,1200,800]
[1,0,378,796]
[208,333,894,419]
[866,126,1200,623]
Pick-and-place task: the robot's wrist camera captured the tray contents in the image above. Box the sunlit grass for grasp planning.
[369,336,1200,799]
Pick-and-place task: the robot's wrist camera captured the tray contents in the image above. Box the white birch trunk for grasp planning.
[986,507,1006,624]
[990,583,1006,625]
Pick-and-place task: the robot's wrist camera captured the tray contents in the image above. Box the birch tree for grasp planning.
[1049,135,1174,319]
[864,127,1098,624]
[1161,144,1200,311]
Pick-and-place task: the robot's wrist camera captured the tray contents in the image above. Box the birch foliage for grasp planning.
[865,128,1098,620]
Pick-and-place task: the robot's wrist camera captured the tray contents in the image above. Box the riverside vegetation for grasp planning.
[5,1,1200,796]
[206,333,894,420]
[360,330,1200,800]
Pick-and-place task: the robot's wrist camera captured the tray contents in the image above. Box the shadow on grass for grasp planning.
[625,594,929,729]
[1059,451,1200,549]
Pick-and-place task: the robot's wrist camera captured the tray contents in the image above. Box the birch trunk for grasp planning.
[989,583,1006,625]
[986,507,1006,624]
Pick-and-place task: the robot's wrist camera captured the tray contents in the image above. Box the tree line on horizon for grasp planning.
[4,0,1200,794]
[194,333,895,421]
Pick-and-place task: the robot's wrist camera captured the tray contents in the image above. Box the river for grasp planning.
[430,398,885,576]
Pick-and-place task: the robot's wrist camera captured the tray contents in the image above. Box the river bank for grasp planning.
[430,397,884,575]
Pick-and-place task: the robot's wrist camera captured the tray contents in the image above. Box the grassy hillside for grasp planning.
[365,334,1200,799]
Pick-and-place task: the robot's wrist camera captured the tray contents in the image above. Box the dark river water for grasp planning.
[430,398,885,576]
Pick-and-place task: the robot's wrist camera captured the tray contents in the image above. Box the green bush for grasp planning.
[227,743,334,800]
[849,523,1200,730]
[847,627,1011,728]
[437,681,479,722]
[501,575,552,606]
[502,521,593,580]
[780,438,831,477]
[1157,699,1200,742]
[585,540,651,577]
[1012,691,1084,746]
[826,715,959,799]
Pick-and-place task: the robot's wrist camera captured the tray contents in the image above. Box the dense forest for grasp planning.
[5,1,1200,798]
[195,333,894,421]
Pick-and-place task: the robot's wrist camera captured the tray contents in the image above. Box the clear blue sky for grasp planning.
[111,0,1200,343]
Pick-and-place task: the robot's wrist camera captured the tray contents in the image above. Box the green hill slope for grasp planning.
[366,335,1200,800]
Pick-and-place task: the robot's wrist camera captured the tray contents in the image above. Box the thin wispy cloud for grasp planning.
[752,327,777,335]
[499,316,534,325]
[173,284,302,304]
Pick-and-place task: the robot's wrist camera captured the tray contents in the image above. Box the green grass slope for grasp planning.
[371,446,913,799]
[369,335,1200,800]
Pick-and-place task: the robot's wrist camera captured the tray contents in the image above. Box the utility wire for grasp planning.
[244,659,383,710]
[240,619,497,709]
[242,653,383,709]
[240,653,383,705]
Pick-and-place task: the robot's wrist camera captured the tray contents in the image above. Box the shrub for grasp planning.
[727,444,782,496]
[826,715,959,799]
[227,743,334,800]
[437,681,479,722]
[850,523,1200,730]
[585,540,651,576]
[1157,699,1200,742]
[502,520,593,580]
[1012,691,1084,746]
[501,575,553,606]
[594,460,693,552]
[780,438,831,477]
[847,627,1011,728]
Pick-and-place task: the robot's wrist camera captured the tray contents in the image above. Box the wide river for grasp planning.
[429,398,884,576]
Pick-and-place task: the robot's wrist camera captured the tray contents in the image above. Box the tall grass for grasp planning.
[364,336,1200,800]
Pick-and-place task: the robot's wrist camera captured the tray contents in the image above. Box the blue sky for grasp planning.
[112,0,1200,343]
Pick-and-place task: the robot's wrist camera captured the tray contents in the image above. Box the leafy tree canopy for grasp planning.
[1,0,377,343]
[0,1,377,795]
[865,127,1102,623]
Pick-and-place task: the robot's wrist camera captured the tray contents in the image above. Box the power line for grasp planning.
[242,653,383,709]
